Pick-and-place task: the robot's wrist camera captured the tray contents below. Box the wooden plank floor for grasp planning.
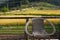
[0,32,59,40]
[0,35,25,40]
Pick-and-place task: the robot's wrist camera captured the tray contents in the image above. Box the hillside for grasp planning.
[0,0,60,10]
[1,9,60,16]
[29,0,60,6]
[28,2,60,10]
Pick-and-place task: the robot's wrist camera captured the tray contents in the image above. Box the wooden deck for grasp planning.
[0,35,25,40]
[0,33,59,40]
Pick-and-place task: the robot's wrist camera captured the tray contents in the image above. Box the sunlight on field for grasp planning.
[45,19,60,24]
[7,8,60,15]
[2,8,60,15]
[22,10,60,15]
[0,19,60,25]
[0,19,26,25]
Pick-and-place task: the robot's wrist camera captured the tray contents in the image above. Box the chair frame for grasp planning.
[25,18,56,40]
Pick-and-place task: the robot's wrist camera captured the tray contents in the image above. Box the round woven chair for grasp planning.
[25,18,56,40]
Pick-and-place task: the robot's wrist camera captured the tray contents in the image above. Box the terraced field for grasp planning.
[0,9,60,16]
[0,19,60,25]
[0,18,59,34]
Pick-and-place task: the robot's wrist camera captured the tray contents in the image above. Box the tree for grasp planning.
[1,6,9,15]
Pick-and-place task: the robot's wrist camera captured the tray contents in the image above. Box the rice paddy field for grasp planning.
[0,25,59,35]
[0,21,59,36]
[0,8,60,16]
[0,19,59,35]
[0,19,60,25]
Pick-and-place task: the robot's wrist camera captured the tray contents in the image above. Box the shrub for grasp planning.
[1,7,9,12]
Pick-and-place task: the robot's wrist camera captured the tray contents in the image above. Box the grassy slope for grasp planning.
[2,9,60,16]
[0,2,60,16]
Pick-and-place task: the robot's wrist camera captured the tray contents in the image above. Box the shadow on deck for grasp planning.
[0,32,59,40]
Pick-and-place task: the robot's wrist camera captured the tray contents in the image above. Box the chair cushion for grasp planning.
[32,30,48,37]
[32,18,44,32]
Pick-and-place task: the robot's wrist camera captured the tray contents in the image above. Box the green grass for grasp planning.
[0,25,32,35]
[0,8,60,16]
[0,25,59,35]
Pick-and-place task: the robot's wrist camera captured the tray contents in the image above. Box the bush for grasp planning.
[21,5,29,8]
[1,7,9,12]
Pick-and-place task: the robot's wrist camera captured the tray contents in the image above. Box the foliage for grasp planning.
[39,2,55,7]
[30,0,60,6]
[1,7,9,12]
[0,0,60,10]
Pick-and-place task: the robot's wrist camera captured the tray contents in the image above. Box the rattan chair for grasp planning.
[25,18,56,40]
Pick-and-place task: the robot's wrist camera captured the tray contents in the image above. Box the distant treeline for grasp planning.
[29,0,60,6]
[0,0,60,10]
